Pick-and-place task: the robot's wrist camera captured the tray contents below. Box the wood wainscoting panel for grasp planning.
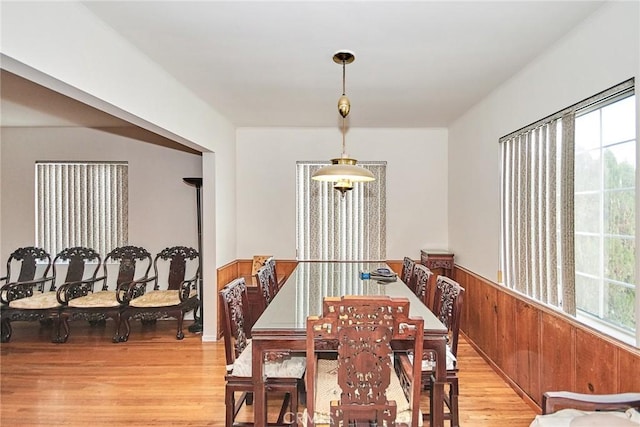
[478,281,499,361]
[514,299,542,405]
[456,265,640,411]
[463,272,483,349]
[496,291,517,379]
[540,312,575,395]
[387,260,403,276]
[618,347,640,391]
[575,328,618,395]
[216,259,239,339]
[458,271,471,335]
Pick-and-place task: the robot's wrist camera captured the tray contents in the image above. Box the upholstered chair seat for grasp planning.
[229,340,306,378]
[68,291,120,308]
[305,358,422,426]
[9,291,60,309]
[530,408,640,427]
[128,289,197,308]
[408,345,457,371]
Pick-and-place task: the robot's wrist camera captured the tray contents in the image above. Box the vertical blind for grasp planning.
[36,162,128,257]
[296,161,386,261]
[500,116,575,314]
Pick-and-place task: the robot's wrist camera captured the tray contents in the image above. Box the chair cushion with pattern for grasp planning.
[68,291,120,308]
[231,340,306,379]
[8,292,60,309]
[409,345,457,371]
[310,358,422,425]
[129,289,197,308]
[529,408,640,427]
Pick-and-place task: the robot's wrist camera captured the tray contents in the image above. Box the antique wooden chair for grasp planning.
[118,246,200,342]
[411,264,433,308]
[401,257,416,291]
[305,295,424,427]
[220,277,304,426]
[530,391,640,426]
[0,247,54,342]
[396,275,465,426]
[2,246,101,343]
[59,246,152,343]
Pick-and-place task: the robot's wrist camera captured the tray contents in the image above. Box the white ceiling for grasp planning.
[1,1,605,129]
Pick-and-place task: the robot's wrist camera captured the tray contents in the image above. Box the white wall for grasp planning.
[236,127,449,260]
[448,1,640,281]
[0,127,202,260]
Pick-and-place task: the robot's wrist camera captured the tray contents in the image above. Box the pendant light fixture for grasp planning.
[311,50,375,195]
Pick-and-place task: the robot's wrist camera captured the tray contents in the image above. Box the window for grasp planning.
[500,79,636,345]
[575,94,636,335]
[35,161,128,257]
[296,161,386,261]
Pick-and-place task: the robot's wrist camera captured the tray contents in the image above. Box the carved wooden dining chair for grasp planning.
[401,257,416,291]
[60,245,152,343]
[411,264,433,308]
[305,295,424,427]
[2,246,101,343]
[396,275,465,426]
[1,247,53,342]
[118,246,199,342]
[220,277,304,426]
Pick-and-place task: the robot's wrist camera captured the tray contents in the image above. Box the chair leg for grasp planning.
[1,317,12,343]
[277,392,292,424]
[450,377,459,427]
[119,315,131,342]
[52,315,69,343]
[112,313,122,343]
[176,312,185,340]
[290,384,299,425]
[225,385,234,427]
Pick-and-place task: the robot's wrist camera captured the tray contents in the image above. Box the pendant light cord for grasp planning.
[341,60,347,155]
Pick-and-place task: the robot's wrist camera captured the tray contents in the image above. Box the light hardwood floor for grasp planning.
[1,320,537,426]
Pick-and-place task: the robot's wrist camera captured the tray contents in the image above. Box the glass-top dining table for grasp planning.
[251,261,448,427]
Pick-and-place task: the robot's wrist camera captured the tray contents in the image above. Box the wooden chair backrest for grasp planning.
[432,275,465,356]
[153,246,199,291]
[53,247,101,287]
[412,264,433,306]
[255,264,277,307]
[306,295,424,427]
[6,247,51,284]
[219,277,250,366]
[401,257,415,288]
[103,246,152,291]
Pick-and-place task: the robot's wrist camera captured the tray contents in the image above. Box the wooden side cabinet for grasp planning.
[420,249,455,279]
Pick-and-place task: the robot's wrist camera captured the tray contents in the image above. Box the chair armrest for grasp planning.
[178,276,198,301]
[543,391,640,414]
[56,275,107,304]
[0,276,55,304]
[119,276,157,303]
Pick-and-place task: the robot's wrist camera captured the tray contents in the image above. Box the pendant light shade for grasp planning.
[312,156,376,183]
[311,50,375,195]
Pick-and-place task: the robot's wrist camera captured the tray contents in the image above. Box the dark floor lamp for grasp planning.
[184,177,203,334]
